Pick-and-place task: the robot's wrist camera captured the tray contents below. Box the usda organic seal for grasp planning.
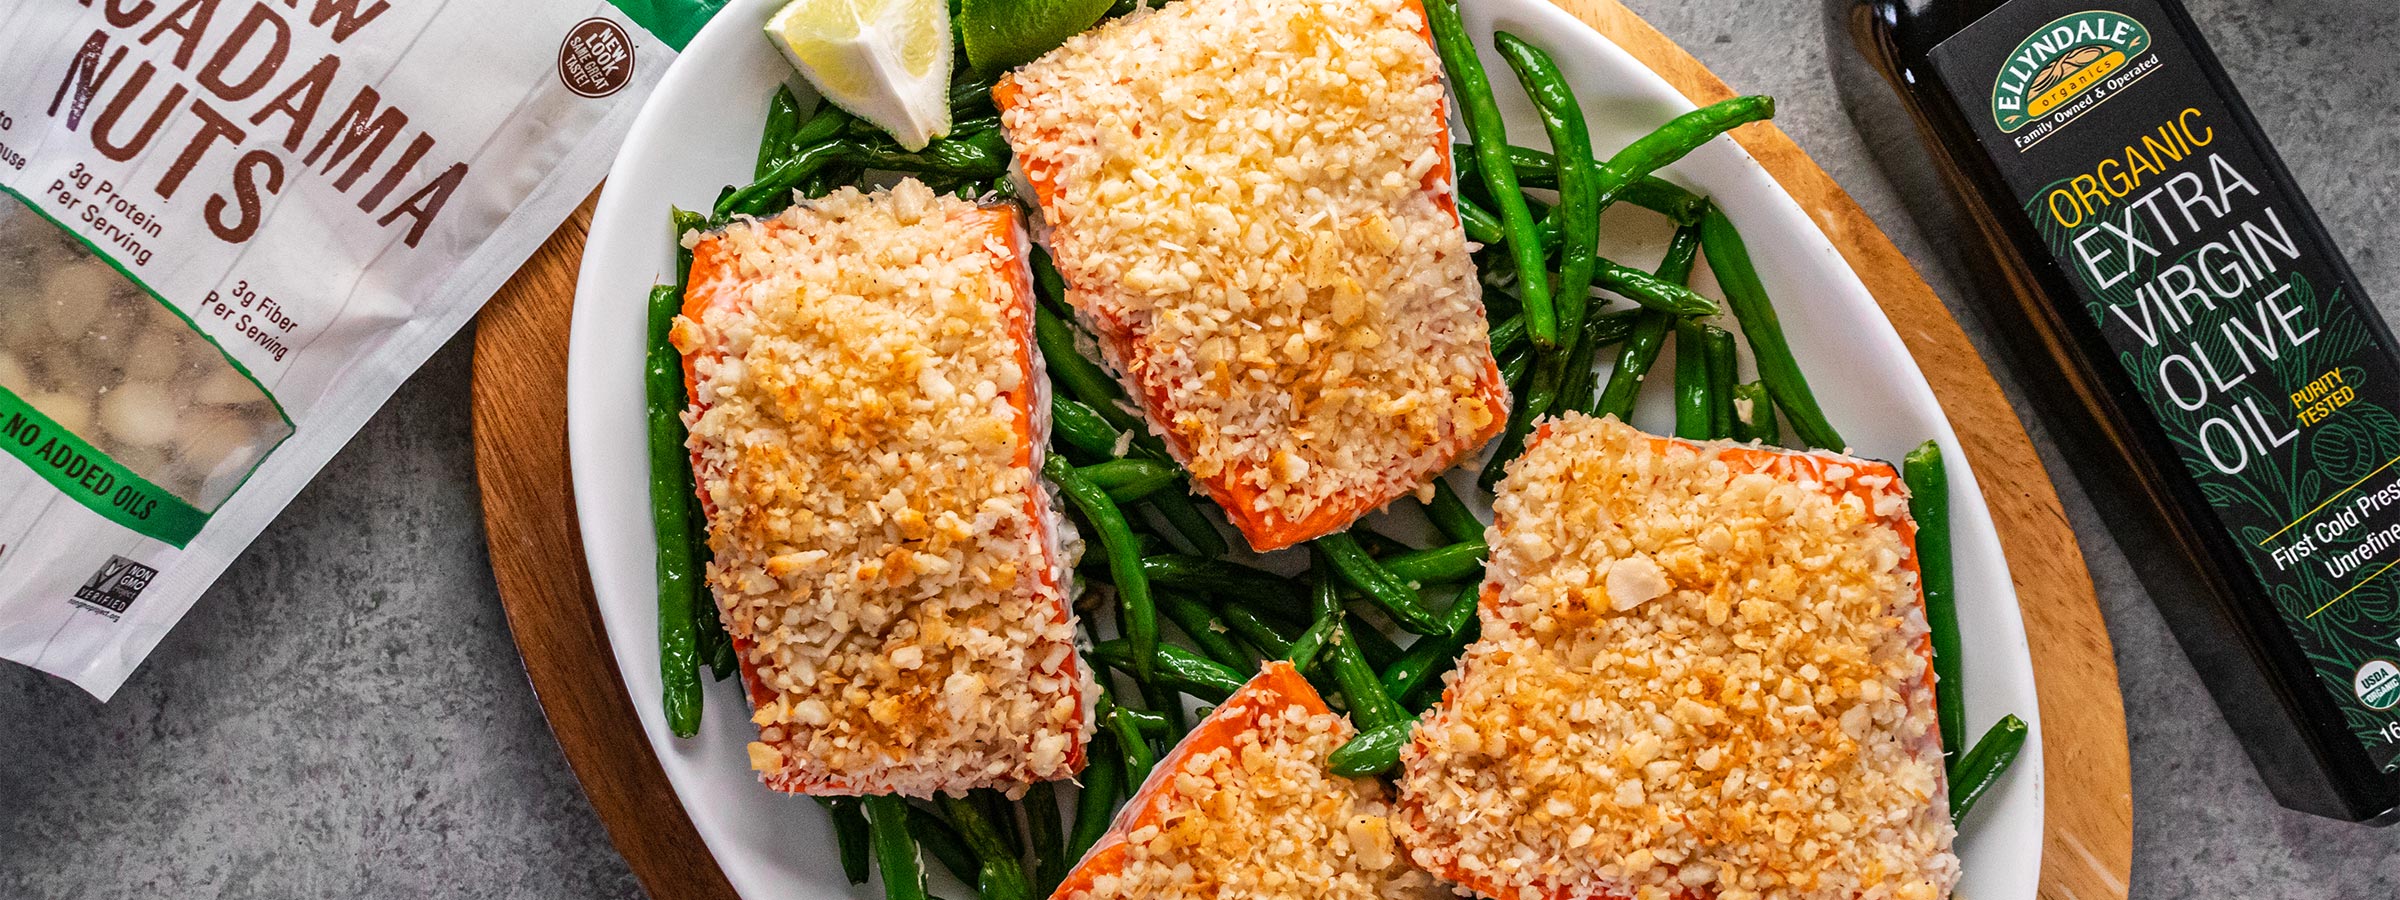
[2354,659,2400,711]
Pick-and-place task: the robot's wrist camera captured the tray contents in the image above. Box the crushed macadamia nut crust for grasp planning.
[994,0,1507,550]
[1396,415,1958,900]
[1060,662,1439,900]
[672,180,1093,797]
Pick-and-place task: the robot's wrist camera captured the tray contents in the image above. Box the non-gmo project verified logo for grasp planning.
[72,555,157,619]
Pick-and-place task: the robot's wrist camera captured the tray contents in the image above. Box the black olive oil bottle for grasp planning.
[1827,0,2400,823]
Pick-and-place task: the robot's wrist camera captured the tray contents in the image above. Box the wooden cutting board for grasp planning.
[470,2,2135,898]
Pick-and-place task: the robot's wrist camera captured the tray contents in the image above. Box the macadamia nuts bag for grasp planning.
[0,0,723,698]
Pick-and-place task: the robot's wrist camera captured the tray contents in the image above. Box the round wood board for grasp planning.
[471,2,2135,898]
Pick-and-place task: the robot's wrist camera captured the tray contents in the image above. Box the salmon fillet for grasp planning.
[671,180,1094,797]
[994,0,1507,551]
[1052,660,1439,900]
[1395,414,1957,900]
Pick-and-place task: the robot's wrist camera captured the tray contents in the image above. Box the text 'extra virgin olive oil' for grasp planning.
[1828,0,2400,823]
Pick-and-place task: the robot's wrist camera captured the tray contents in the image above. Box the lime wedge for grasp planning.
[958,0,1115,74]
[766,0,953,150]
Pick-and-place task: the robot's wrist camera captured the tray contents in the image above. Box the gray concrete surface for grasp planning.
[3,0,2397,897]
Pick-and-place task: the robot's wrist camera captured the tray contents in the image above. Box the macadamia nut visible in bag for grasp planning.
[0,0,724,698]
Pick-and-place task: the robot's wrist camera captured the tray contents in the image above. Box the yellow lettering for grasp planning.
[2049,188,2086,228]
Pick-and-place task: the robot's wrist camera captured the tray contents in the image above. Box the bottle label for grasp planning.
[1933,0,2400,773]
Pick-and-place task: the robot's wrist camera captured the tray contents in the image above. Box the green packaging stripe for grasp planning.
[607,0,733,51]
[0,388,209,548]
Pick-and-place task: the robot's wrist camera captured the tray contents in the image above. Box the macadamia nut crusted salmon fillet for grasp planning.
[1053,661,1440,900]
[1396,415,1958,900]
[994,0,1508,551]
[672,180,1094,797]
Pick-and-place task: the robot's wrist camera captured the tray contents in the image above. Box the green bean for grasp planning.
[1620,177,1710,227]
[864,796,930,900]
[1044,374,1225,558]
[844,128,1012,177]
[1030,245,1074,320]
[1104,696,1158,786]
[1024,781,1068,893]
[1498,344,1531,391]
[902,803,980,886]
[1144,490,1230,558]
[1079,459,1179,503]
[1706,326,1738,441]
[950,72,1002,116]
[722,125,1008,220]
[1050,397,1124,459]
[1588,217,1704,419]
[672,207,707,287]
[1379,540,1488,585]
[1401,677,1446,712]
[647,285,704,738]
[1949,715,2029,824]
[1424,479,1484,545]
[716,140,849,220]
[1316,535,1445,635]
[1343,612,1405,670]
[1144,677,1189,738]
[1592,311,1670,421]
[1553,302,1629,423]
[1904,441,1967,765]
[1478,346,1559,489]
[1456,195,1505,246]
[1140,555,1310,616]
[1327,625,1409,731]
[815,797,872,885]
[1115,704,1171,736]
[1327,720,1414,777]
[1068,732,1126,861]
[973,788,1025,862]
[1497,31,1601,361]
[1730,380,1779,444]
[1594,260,1718,316]
[1160,590,1254,670]
[1673,319,1715,441]
[1284,613,1336,671]
[1700,205,1844,450]
[1311,563,1344,621]
[1424,0,1555,347]
[1381,583,1480,701]
[1594,96,1774,211]
[1090,640,1247,704]
[1045,455,1155,680]
[766,101,856,185]
[1486,314,1526,360]
[937,795,1035,900]
[1221,604,1297,655]
[758,87,807,180]
[1034,308,1138,429]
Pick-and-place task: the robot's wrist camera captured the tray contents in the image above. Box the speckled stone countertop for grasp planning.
[4,0,2397,896]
